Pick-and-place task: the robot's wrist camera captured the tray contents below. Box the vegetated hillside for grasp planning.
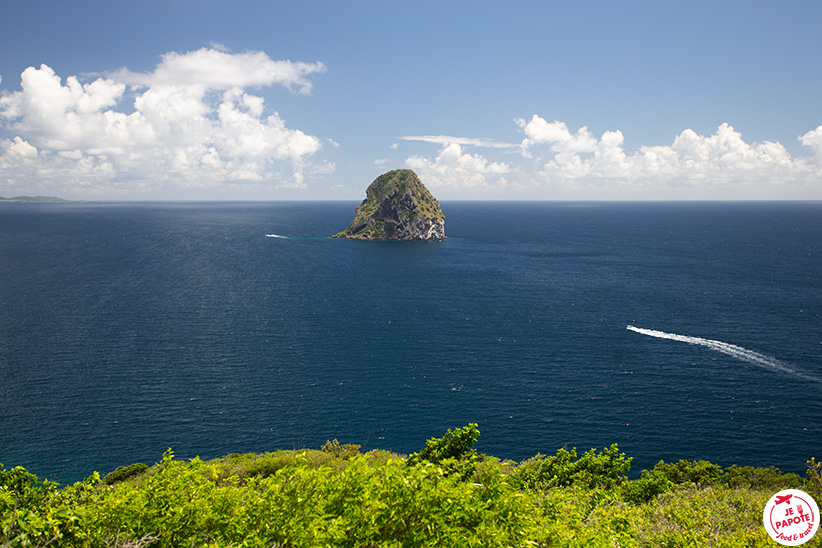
[333,169,445,240]
[2,425,819,547]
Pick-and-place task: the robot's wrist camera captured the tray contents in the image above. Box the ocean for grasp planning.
[1,201,820,484]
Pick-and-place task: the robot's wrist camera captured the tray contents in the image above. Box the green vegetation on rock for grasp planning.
[333,169,446,240]
[1,425,819,547]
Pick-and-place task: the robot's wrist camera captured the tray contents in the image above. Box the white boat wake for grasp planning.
[627,325,821,383]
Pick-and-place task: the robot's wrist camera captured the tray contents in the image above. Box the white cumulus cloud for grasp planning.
[515,115,822,198]
[0,47,329,197]
[403,117,822,199]
[516,115,599,155]
[3,136,38,158]
[799,126,822,164]
[405,141,510,191]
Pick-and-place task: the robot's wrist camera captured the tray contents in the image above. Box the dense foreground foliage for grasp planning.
[2,425,820,547]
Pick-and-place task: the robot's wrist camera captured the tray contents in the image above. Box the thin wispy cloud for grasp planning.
[111,48,326,94]
[399,135,519,149]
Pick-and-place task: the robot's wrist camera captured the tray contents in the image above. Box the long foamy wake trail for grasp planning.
[627,325,821,383]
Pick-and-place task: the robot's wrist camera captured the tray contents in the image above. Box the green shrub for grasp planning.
[721,464,802,489]
[242,453,295,478]
[510,449,572,490]
[0,463,80,548]
[406,424,481,480]
[244,451,315,478]
[0,463,58,509]
[510,443,632,490]
[363,448,403,466]
[650,459,803,490]
[633,485,773,547]
[321,439,362,459]
[653,459,724,486]
[407,423,480,466]
[102,462,149,485]
[572,444,632,488]
[531,485,638,546]
[807,457,822,491]
[622,469,672,503]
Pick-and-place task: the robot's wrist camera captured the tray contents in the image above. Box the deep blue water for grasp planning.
[1,201,820,484]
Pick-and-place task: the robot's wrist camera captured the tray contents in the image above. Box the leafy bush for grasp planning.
[242,451,303,478]
[222,449,341,479]
[406,423,480,466]
[405,423,482,480]
[650,459,803,490]
[321,439,362,459]
[622,469,672,503]
[807,457,822,491]
[721,464,802,489]
[0,463,83,547]
[362,448,403,466]
[652,459,724,486]
[102,462,149,485]
[0,464,58,509]
[571,444,632,488]
[510,443,632,490]
[632,485,773,547]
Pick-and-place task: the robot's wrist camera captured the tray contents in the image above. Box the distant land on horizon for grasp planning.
[0,195,70,203]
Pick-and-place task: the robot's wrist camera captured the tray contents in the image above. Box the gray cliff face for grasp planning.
[403,217,446,240]
[360,203,445,240]
[333,169,445,240]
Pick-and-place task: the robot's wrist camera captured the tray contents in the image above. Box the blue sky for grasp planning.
[1,0,820,200]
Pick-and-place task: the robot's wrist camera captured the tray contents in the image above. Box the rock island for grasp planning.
[332,169,445,240]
